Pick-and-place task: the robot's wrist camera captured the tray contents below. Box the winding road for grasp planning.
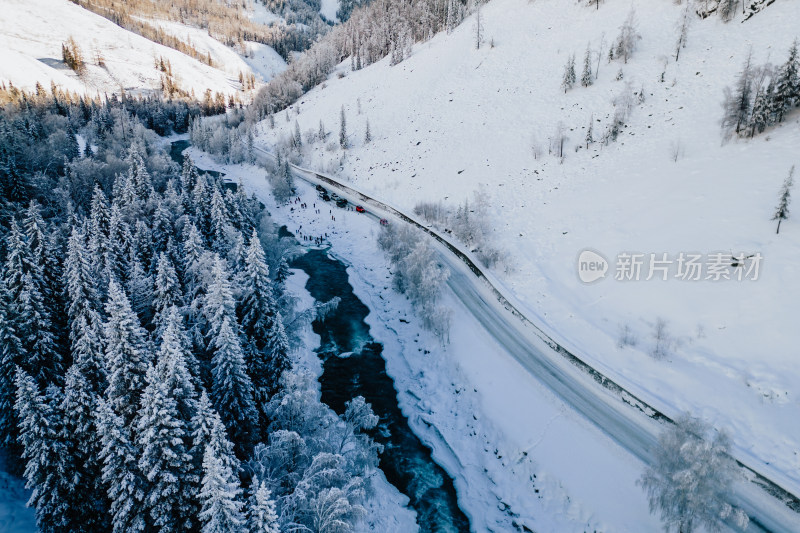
[254,147,800,533]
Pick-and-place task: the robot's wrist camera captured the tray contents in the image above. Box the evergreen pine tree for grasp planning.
[127,258,154,326]
[246,478,280,533]
[0,279,24,454]
[155,306,199,422]
[199,446,246,533]
[97,397,147,533]
[750,86,771,136]
[104,280,151,427]
[561,54,576,93]
[153,253,183,334]
[104,205,130,286]
[204,255,238,343]
[58,365,109,532]
[66,226,106,393]
[581,47,594,87]
[151,201,173,258]
[773,166,794,234]
[210,189,230,253]
[135,364,196,532]
[211,317,257,455]
[191,391,239,476]
[339,106,348,149]
[241,230,290,408]
[294,120,302,148]
[88,185,110,279]
[774,39,800,122]
[14,367,63,532]
[17,271,61,384]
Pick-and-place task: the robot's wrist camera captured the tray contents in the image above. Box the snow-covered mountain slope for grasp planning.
[134,17,287,82]
[0,0,286,97]
[256,0,800,495]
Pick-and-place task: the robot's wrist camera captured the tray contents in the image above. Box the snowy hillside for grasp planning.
[0,0,286,97]
[256,0,800,497]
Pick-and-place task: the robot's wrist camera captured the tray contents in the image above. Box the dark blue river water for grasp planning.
[291,248,470,533]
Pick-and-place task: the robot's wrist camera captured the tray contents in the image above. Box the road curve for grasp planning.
[254,147,800,533]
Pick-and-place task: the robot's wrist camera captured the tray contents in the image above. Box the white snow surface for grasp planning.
[255,0,800,499]
[320,0,340,23]
[137,18,287,83]
[187,148,664,532]
[0,0,260,96]
[0,461,35,533]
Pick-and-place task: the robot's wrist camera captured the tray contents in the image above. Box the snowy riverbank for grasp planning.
[186,148,664,532]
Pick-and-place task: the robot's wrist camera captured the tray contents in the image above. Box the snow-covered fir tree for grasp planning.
[561,54,576,93]
[773,166,794,234]
[104,279,151,427]
[14,367,63,533]
[241,230,290,409]
[199,445,246,533]
[581,47,593,87]
[247,478,280,533]
[210,316,257,455]
[135,364,196,532]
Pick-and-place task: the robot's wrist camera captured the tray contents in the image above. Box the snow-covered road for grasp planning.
[258,148,800,533]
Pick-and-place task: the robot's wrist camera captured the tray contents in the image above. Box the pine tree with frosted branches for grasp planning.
[247,478,280,533]
[199,446,246,533]
[0,278,24,454]
[773,166,794,234]
[339,106,348,149]
[127,258,154,326]
[241,230,290,407]
[561,54,576,93]
[66,225,106,393]
[204,255,238,343]
[88,185,110,275]
[153,253,183,334]
[104,205,130,286]
[210,189,231,253]
[182,221,207,301]
[97,397,147,533]
[211,316,257,455]
[774,39,800,122]
[151,201,173,258]
[58,365,109,531]
[155,306,199,422]
[14,367,63,532]
[581,46,593,87]
[191,391,239,476]
[17,271,61,385]
[104,280,151,427]
[135,364,196,533]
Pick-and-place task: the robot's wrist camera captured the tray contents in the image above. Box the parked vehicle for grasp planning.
[356,205,366,213]
[336,198,348,208]
[321,193,331,201]
[315,184,327,193]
